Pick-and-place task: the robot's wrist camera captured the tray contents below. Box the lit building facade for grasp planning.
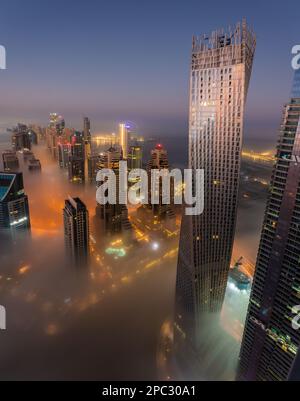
[128,145,143,171]
[119,123,128,159]
[87,154,100,182]
[58,142,71,168]
[237,69,300,381]
[63,197,89,266]
[2,150,19,171]
[0,172,31,232]
[175,21,255,348]
[147,143,175,220]
[68,156,85,183]
[12,125,31,151]
[83,117,91,144]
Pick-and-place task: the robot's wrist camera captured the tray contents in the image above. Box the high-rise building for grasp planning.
[96,146,132,234]
[175,21,255,349]
[127,145,143,185]
[87,154,100,182]
[2,150,19,171]
[55,119,65,136]
[12,125,31,151]
[58,142,71,168]
[45,127,58,159]
[68,131,85,183]
[68,155,85,183]
[49,113,60,128]
[28,158,41,171]
[146,143,175,220]
[63,197,89,266]
[128,145,143,171]
[71,131,85,158]
[83,117,91,144]
[27,129,38,145]
[237,69,300,381]
[0,172,31,232]
[119,123,128,159]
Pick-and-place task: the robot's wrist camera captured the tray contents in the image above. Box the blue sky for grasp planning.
[0,0,299,138]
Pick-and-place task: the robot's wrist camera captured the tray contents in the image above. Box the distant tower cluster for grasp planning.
[63,197,90,267]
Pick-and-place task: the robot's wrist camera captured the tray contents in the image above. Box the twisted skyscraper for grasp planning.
[175,20,255,350]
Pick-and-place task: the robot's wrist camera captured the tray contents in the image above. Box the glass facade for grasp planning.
[175,20,255,349]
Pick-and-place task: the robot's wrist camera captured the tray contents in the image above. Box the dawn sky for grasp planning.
[0,0,299,138]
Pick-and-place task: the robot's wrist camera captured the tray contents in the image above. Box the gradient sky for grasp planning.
[0,0,299,138]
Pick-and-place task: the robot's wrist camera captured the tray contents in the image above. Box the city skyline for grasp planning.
[0,0,299,139]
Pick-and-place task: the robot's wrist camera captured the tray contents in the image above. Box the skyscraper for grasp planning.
[12,125,31,151]
[127,145,143,171]
[68,156,85,183]
[146,143,175,220]
[63,197,89,266]
[71,131,85,158]
[87,154,100,182]
[0,172,31,232]
[175,20,255,349]
[58,142,71,168]
[2,150,19,171]
[119,123,128,159]
[127,145,143,185]
[68,131,85,182]
[83,117,91,144]
[237,69,300,381]
[96,146,132,234]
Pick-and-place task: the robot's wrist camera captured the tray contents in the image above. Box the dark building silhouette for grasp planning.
[175,20,255,351]
[238,69,300,381]
[96,146,132,234]
[63,197,89,267]
[12,124,31,151]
